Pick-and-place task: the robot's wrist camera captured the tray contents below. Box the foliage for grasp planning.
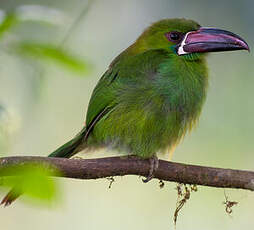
[0,13,18,39]
[0,6,90,152]
[0,10,88,74]
[14,42,88,74]
[0,163,60,203]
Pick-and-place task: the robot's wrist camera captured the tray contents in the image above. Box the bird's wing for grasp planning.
[85,49,169,136]
[85,69,119,127]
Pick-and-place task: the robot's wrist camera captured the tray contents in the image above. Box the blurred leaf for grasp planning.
[0,163,59,203]
[0,13,18,39]
[14,42,89,74]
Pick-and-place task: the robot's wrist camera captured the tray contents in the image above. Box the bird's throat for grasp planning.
[157,54,208,128]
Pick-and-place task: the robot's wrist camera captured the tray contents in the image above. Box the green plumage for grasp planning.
[49,18,208,159]
[3,18,249,206]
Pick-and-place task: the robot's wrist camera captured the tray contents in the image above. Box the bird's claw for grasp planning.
[142,155,159,183]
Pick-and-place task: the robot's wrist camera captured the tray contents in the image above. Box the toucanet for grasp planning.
[1,18,249,206]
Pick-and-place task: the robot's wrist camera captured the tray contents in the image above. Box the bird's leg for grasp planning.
[142,155,159,183]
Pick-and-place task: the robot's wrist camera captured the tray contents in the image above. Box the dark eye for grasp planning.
[170,32,180,40]
[165,31,182,43]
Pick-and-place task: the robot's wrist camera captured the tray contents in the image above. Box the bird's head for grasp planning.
[135,18,249,59]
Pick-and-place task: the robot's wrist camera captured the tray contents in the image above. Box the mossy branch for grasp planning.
[0,156,254,191]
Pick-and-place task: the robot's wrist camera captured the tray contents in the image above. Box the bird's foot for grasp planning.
[142,155,159,183]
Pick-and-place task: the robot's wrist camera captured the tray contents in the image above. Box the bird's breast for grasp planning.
[154,57,208,124]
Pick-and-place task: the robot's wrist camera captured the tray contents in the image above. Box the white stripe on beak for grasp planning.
[177,31,191,55]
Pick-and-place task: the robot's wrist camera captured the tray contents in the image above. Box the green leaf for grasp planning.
[0,163,60,203]
[0,13,18,39]
[14,42,89,74]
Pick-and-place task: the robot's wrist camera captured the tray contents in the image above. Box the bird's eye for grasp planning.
[165,31,182,43]
[170,32,180,40]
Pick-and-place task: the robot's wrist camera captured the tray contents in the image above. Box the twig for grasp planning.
[0,156,254,191]
[223,189,238,215]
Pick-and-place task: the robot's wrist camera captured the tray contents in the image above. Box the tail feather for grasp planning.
[48,127,87,158]
[1,127,87,206]
[1,105,110,206]
[1,188,20,207]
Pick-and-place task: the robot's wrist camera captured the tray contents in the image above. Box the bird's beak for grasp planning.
[177,27,250,55]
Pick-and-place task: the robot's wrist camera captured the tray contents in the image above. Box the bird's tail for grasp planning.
[48,127,87,158]
[1,127,87,206]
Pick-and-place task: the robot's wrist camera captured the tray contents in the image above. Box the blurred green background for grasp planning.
[0,0,254,229]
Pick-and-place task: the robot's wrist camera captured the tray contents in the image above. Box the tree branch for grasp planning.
[0,156,254,191]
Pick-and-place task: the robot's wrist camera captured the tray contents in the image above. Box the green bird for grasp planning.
[1,18,249,206]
